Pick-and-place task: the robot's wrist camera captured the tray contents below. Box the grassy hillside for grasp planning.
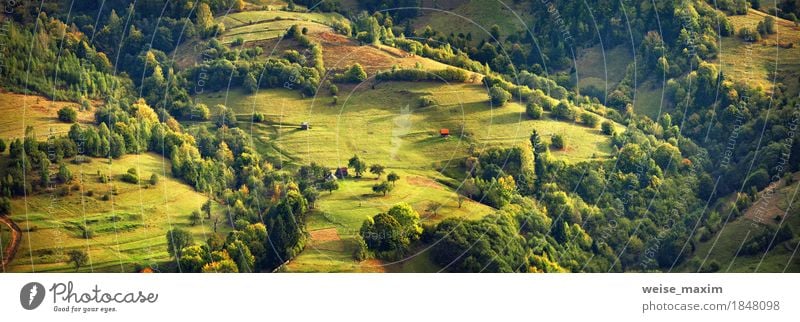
[195,80,620,271]
[413,0,534,41]
[682,172,800,273]
[574,45,632,94]
[198,83,618,167]
[6,153,229,272]
[0,92,96,140]
[715,9,800,96]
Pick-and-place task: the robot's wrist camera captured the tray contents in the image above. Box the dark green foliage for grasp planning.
[601,121,615,135]
[488,85,511,107]
[348,155,367,177]
[375,68,469,82]
[359,203,421,259]
[335,64,368,83]
[166,228,194,259]
[58,107,78,123]
[551,134,566,150]
[372,181,393,196]
[0,197,10,215]
[526,102,543,119]
[430,215,529,272]
[580,112,599,128]
[121,168,139,184]
[67,250,88,271]
[552,101,574,120]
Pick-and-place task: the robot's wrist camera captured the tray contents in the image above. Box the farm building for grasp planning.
[334,167,349,179]
[440,128,450,137]
[300,122,310,130]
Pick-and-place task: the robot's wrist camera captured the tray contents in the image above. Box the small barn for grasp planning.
[335,167,349,179]
[440,128,450,137]
[300,122,310,130]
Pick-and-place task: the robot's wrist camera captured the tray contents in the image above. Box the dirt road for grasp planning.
[0,215,21,272]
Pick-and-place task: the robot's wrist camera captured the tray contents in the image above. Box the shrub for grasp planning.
[601,121,615,135]
[232,37,245,46]
[58,106,78,123]
[121,168,139,184]
[580,112,599,128]
[419,95,437,107]
[526,102,543,119]
[488,85,511,107]
[252,112,265,123]
[335,64,367,83]
[149,174,159,185]
[551,134,566,150]
[738,27,761,42]
[552,101,574,120]
[353,235,368,261]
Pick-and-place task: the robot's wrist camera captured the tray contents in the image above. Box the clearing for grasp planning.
[4,153,229,272]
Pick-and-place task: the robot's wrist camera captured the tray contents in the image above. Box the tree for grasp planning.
[179,245,209,272]
[490,24,501,40]
[0,138,5,153]
[189,211,202,226]
[551,134,566,150]
[552,101,574,120]
[201,199,213,219]
[601,121,615,135]
[387,171,400,186]
[321,180,340,194]
[425,201,442,216]
[149,173,159,185]
[40,157,51,186]
[202,250,239,273]
[57,163,72,183]
[226,240,255,272]
[340,64,367,83]
[369,164,385,179]
[764,16,776,34]
[372,181,393,196]
[234,0,245,11]
[530,129,546,153]
[488,85,511,106]
[526,102,543,119]
[359,209,414,258]
[166,228,194,259]
[0,197,11,215]
[215,105,237,128]
[58,106,78,123]
[348,155,367,177]
[196,3,214,36]
[243,73,258,94]
[580,112,599,128]
[67,250,88,271]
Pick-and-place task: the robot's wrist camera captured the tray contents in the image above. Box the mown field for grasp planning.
[217,9,350,29]
[195,80,621,271]
[5,153,228,272]
[682,172,800,273]
[716,9,800,96]
[0,91,95,140]
[414,0,534,41]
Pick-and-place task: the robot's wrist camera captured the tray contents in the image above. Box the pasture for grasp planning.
[5,153,228,272]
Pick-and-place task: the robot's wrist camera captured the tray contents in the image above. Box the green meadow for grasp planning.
[6,153,228,272]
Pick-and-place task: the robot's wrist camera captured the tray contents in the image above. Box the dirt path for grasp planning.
[0,215,22,272]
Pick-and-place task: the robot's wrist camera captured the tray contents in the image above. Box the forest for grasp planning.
[0,0,798,273]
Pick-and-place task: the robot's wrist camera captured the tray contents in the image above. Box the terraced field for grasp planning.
[5,153,229,272]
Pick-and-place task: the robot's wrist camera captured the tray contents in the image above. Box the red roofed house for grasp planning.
[440,128,450,137]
